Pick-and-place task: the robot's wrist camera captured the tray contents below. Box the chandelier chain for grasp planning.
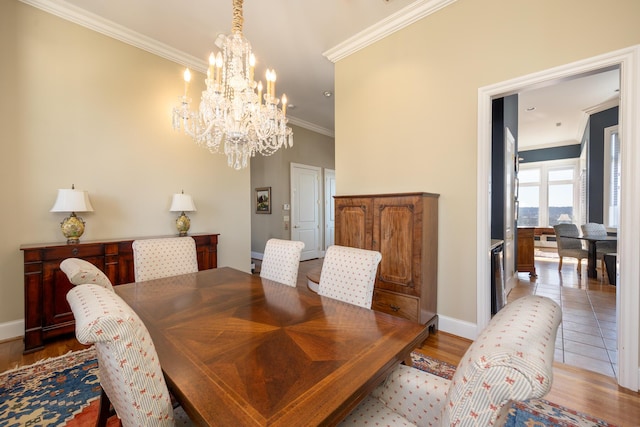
[232,0,243,35]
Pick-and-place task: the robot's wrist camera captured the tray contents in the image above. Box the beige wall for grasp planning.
[250,125,335,254]
[0,1,251,328]
[335,0,640,323]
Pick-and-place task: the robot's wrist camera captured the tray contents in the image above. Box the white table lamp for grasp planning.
[170,191,196,236]
[50,185,94,243]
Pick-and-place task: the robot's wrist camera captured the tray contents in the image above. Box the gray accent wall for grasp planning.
[250,124,335,256]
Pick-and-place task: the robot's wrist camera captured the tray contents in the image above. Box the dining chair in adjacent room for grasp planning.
[582,222,617,279]
[553,224,588,273]
[260,238,305,287]
[132,236,198,282]
[318,245,382,309]
[60,258,114,291]
[66,284,178,427]
[581,222,618,255]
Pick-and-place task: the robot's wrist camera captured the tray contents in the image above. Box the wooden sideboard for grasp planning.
[20,233,219,353]
[334,193,439,331]
[516,227,536,277]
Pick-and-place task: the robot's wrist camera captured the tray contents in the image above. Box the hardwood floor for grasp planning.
[2,258,638,426]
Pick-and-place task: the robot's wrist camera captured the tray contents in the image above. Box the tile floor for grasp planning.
[507,251,617,378]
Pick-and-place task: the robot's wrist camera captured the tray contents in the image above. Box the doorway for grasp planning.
[478,46,640,391]
[290,162,321,261]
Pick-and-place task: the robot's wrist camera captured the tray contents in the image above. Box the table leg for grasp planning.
[587,240,598,278]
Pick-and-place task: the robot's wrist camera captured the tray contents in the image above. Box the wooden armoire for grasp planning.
[334,192,438,330]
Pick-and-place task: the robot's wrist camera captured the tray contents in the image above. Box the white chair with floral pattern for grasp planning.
[340,295,562,426]
[260,238,305,287]
[318,245,382,309]
[67,284,178,426]
[132,237,198,282]
[60,258,114,291]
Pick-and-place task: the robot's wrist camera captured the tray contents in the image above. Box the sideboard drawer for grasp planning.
[372,289,419,322]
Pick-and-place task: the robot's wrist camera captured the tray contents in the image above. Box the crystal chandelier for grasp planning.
[172,0,293,170]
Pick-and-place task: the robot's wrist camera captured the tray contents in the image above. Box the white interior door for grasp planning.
[324,169,336,251]
[291,163,320,261]
[504,127,516,292]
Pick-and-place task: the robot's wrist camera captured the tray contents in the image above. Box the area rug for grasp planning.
[0,347,103,426]
[411,352,617,427]
[0,348,616,426]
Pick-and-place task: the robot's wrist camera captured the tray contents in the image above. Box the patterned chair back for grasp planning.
[581,222,617,255]
[67,284,175,426]
[553,223,582,250]
[581,222,608,238]
[318,245,382,309]
[132,237,198,282]
[442,295,562,426]
[60,258,114,291]
[260,239,305,287]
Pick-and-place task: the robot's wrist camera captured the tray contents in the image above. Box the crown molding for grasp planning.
[19,0,207,72]
[287,116,335,138]
[575,97,620,142]
[19,0,336,137]
[323,0,457,63]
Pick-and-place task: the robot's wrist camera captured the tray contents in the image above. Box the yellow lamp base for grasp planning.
[60,212,85,244]
[176,212,191,236]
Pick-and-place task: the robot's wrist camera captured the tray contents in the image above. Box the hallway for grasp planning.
[508,253,617,377]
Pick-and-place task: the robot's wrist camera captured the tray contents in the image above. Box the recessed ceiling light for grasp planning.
[288,104,296,109]
[323,91,333,97]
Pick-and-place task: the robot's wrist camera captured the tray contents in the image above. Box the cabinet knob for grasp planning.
[390,304,400,312]
[72,248,79,256]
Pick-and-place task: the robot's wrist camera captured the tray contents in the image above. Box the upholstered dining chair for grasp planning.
[132,237,198,282]
[67,284,177,427]
[340,295,562,426]
[260,238,305,287]
[581,222,617,256]
[60,258,114,291]
[318,245,382,309]
[553,223,588,273]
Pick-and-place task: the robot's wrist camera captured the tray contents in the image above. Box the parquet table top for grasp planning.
[115,267,428,426]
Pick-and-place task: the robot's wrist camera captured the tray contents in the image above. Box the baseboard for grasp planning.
[0,319,24,342]
[437,314,478,341]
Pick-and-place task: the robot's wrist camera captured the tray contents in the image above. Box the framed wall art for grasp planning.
[255,187,271,214]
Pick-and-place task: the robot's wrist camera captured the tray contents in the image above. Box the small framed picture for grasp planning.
[255,187,271,214]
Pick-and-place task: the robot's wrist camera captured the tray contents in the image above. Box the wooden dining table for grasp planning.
[114,267,429,426]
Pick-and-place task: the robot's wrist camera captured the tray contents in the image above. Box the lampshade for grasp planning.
[50,188,94,213]
[170,193,196,212]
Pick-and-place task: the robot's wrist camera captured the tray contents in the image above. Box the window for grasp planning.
[517,168,540,227]
[603,125,620,230]
[517,159,580,227]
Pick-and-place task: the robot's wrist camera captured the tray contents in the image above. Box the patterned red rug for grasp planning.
[0,348,617,426]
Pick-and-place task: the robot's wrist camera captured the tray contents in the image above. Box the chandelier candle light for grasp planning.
[50,184,94,244]
[172,0,293,170]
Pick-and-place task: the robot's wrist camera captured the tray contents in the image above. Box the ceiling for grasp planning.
[517,68,620,150]
[25,0,620,144]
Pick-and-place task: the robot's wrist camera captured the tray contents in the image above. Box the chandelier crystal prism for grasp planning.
[172,0,293,170]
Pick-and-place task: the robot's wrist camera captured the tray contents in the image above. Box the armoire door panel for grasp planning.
[375,205,415,288]
[334,199,373,249]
